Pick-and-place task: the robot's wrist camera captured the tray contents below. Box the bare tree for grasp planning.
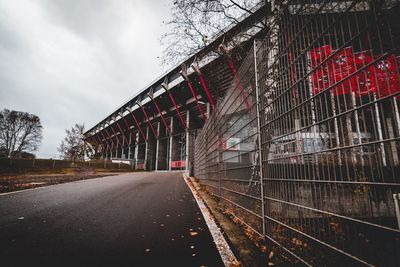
[58,124,92,161]
[0,109,43,157]
[161,0,265,66]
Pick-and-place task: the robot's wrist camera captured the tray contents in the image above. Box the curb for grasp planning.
[183,173,240,267]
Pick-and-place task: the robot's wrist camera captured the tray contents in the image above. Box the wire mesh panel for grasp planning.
[195,47,263,235]
[195,0,400,265]
[256,0,400,265]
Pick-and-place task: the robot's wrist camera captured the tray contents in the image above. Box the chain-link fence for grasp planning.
[195,0,400,265]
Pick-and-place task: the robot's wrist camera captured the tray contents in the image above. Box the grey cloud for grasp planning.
[0,0,171,158]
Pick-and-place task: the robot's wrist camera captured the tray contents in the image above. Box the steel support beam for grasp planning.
[148,90,171,135]
[115,120,130,147]
[99,130,111,159]
[181,65,207,121]
[162,79,187,129]
[137,101,158,138]
[110,125,122,149]
[155,122,160,171]
[90,134,103,155]
[122,115,138,144]
[192,64,215,111]
[128,108,147,142]
[104,128,116,154]
[95,135,105,156]
[227,59,252,111]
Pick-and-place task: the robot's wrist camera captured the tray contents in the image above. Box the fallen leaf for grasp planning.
[268,251,274,259]
[190,231,199,237]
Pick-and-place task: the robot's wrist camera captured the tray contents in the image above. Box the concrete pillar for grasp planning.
[145,126,149,170]
[114,140,118,159]
[155,122,160,171]
[169,117,174,171]
[134,132,139,169]
[128,134,132,161]
[144,124,158,171]
[157,121,168,171]
[186,110,190,171]
[122,134,125,159]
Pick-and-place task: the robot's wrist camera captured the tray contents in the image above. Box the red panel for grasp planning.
[374,54,400,98]
[310,46,356,96]
[170,160,186,168]
[352,51,376,96]
[136,163,144,170]
[310,45,332,95]
[329,47,357,95]
[310,45,400,98]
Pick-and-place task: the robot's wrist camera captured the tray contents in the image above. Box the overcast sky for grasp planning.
[0,0,172,158]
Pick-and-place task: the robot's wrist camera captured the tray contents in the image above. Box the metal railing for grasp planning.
[195,0,400,265]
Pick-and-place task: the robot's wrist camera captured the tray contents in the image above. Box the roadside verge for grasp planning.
[183,173,267,267]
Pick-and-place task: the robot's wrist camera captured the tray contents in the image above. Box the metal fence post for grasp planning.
[254,39,266,237]
[218,113,222,199]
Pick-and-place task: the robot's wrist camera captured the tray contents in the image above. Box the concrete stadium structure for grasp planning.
[84,1,400,265]
[84,4,266,171]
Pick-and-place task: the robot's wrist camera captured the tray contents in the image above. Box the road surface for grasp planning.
[0,172,225,267]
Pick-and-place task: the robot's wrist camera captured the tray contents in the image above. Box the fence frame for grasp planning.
[194,1,400,265]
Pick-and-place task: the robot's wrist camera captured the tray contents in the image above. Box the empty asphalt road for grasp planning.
[0,172,225,267]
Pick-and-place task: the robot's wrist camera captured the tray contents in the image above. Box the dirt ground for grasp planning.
[188,177,295,267]
[0,168,130,193]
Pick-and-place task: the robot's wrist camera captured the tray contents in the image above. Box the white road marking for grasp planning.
[0,186,50,196]
[183,173,239,267]
[0,173,124,197]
